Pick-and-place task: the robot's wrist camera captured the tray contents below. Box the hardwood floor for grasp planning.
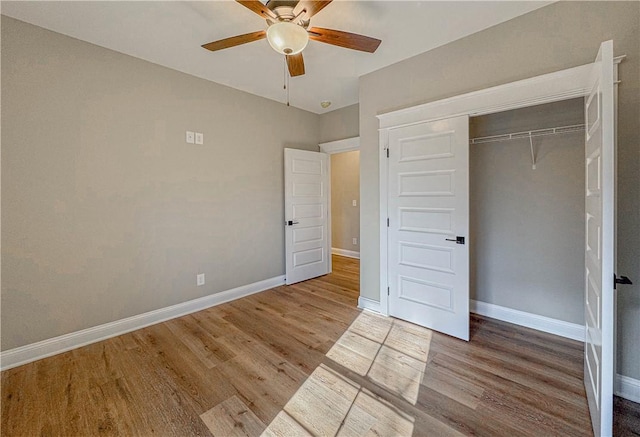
[1,255,636,436]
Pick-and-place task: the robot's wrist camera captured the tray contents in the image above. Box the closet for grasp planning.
[469,98,585,327]
[377,41,618,436]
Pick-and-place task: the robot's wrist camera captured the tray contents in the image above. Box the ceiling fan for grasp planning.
[201,0,382,77]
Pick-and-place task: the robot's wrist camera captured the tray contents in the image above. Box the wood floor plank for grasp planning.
[276,364,360,436]
[216,302,328,375]
[367,344,427,404]
[476,387,590,436]
[130,323,234,418]
[3,255,635,437]
[107,336,217,435]
[429,330,587,409]
[262,411,313,437]
[614,396,640,437]
[1,363,42,436]
[200,395,266,437]
[165,314,237,369]
[420,358,485,410]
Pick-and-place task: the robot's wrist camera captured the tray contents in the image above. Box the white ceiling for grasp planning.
[2,1,550,114]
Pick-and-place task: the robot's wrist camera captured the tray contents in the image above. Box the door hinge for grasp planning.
[387,286,390,296]
[614,274,633,290]
[387,217,389,227]
[386,148,389,158]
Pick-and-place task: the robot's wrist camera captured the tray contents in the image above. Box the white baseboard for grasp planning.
[470,300,585,342]
[616,373,640,403]
[358,296,381,313]
[332,248,360,259]
[0,275,285,371]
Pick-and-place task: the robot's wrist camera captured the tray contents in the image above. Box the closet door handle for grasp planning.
[614,274,633,289]
[445,236,465,245]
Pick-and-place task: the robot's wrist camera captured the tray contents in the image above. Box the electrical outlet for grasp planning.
[352,199,357,207]
[352,238,358,245]
[195,132,204,145]
[186,131,195,144]
[196,273,205,286]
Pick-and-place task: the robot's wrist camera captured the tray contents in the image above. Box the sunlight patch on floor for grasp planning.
[261,311,433,436]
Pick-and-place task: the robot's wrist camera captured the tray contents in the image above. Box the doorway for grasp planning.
[330,150,360,260]
[320,137,361,291]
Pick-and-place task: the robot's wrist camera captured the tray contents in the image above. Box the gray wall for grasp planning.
[319,104,359,144]
[331,151,360,253]
[470,99,585,324]
[1,16,320,350]
[359,2,639,379]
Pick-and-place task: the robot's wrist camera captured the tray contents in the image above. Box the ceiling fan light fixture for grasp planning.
[266,21,309,55]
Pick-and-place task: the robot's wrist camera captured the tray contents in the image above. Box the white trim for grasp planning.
[332,248,360,259]
[0,275,286,371]
[358,296,381,313]
[327,155,333,274]
[379,128,389,316]
[615,374,640,403]
[470,300,585,342]
[377,63,592,129]
[319,136,360,154]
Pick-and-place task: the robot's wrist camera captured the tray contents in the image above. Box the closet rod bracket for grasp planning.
[529,136,536,170]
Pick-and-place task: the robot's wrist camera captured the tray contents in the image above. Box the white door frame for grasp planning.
[319,137,361,271]
[377,55,623,317]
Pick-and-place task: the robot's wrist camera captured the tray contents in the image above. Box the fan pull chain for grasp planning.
[283,56,290,107]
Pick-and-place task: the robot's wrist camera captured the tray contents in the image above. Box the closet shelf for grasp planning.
[469,123,585,145]
[469,123,585,170]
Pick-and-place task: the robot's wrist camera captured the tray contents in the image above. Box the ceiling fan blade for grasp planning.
[308,27,381,53]
[202,31,266,52]
[236,0,276,19]
[287,53,305,77]
[293,1,333,19]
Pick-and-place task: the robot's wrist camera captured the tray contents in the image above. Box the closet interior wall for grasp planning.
[470,98,585,325]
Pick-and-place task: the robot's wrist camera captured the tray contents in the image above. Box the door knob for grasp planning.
[286,220,300,226]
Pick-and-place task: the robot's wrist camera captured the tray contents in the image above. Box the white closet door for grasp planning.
[584,40,615,437]
[284,148,330,285]
[387,115,469,341]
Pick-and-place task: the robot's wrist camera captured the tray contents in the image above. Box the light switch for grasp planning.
[195,132,204,145]
[186,131,195,144]
[352,200,357,207]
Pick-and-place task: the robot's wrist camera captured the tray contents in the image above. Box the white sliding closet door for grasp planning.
[584,40,615,437]
[387,115,470,341]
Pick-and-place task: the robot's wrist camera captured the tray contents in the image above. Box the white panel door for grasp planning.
[584,40,615,437]
[284,148,330,285]
[387,115,469,340]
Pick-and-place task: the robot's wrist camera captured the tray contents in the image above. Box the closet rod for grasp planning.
[469,123,585,145]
